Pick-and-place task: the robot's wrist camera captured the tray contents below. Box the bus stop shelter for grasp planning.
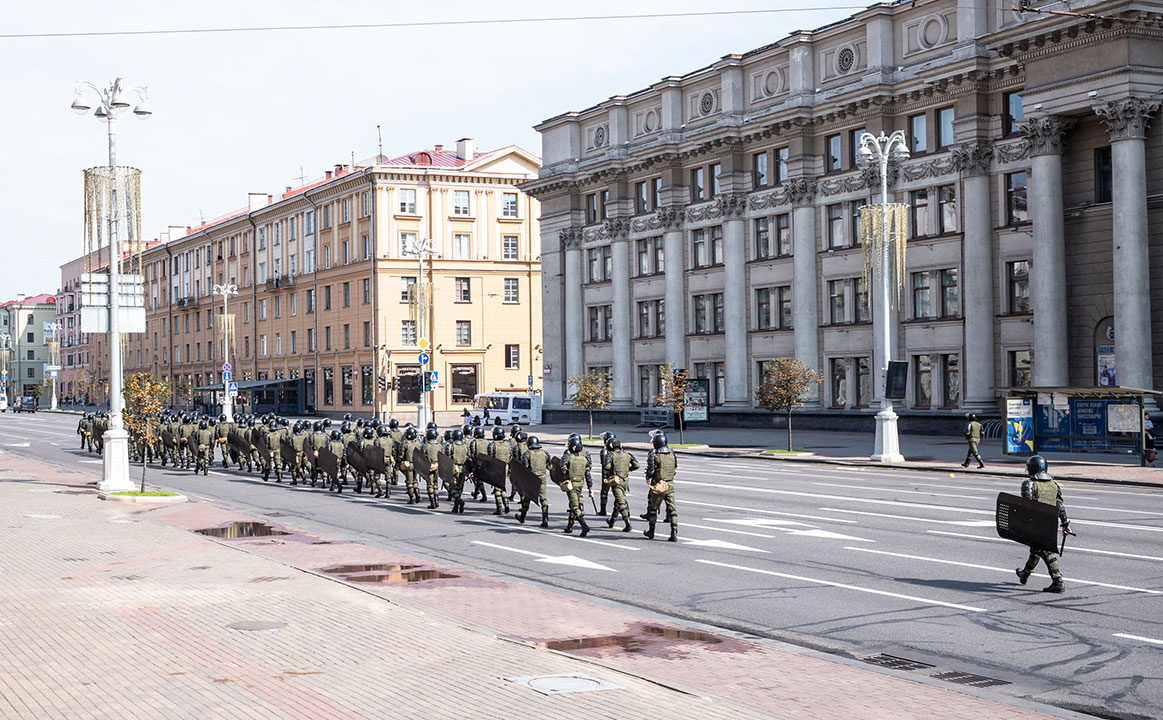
[997,386,1159,466]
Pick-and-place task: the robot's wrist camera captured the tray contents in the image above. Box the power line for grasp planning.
[0,7,866,40]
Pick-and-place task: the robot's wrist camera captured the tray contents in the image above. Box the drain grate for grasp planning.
[930,671,1011,688]
[862,654,935,672]
[507,673,623,696]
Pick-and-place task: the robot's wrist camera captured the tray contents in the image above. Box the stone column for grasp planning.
[1096,98,1160,397]
[954,141,996,408]
[562,230,584,393]
[1020,116,1074,387]
[663,216,686,369]
[610,231,633,406]
[722,195,750,406]
[790,179,820,405]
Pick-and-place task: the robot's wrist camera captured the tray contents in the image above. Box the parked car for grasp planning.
[0,395,7,412]
[13,396,36,413]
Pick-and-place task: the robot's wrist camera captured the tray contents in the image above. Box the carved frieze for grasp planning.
[558,227,583,249]
[1095,97,1161,141]
[995,138,1031,164]
[749,177,817,210]
[629,206,683,233]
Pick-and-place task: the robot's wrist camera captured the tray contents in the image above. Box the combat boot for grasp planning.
[667,521,678,542]
[606,511,616,529]
[502,498,510,514]
[1015,568,1031,585]
[598,495,608,517]
[540,508,549,528]
[1043,578,1065,594]
[622,512,632,532]
[430,493,439,509]
[516,506,526,524]
[579,516,590,538]
[643,516,656,540]
[977,461,985,469]
[564,516,574,534]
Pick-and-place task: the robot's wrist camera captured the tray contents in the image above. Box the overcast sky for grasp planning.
[0,0,858,298]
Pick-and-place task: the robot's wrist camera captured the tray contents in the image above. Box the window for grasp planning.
[775,213,791,256]
[1004,92,1024,135]
[343,282,350,308]
[912,271,931,319]
[602,245,612,280]
[401,277,416,302]
[453,233,470,259]
[826,134,842,171]
[589,306,601,340]
[456,320,471,346]
[290,293,297,316]
[938,185,958,234]
[503,278,519,303]
[851,128,866,167]
[856,357,871,407]
[274,333,282,356]
[361,365,373,405]
[361,192,370,217]
[776,286,792,329]
[341,366,353,406]
[692,230,707,268]
[585,193,598,224]
[290,330,297,353]
[638,366,652,406]
[914,355,932,408]
[1007,260,1030,313]
[502,235,519,260]
[323,246,331,270]
[712,292,724,332]
[910,113,928,153]
[939,269,959,317]
[690,167,705,201]
[306,210,316,235]
[655,299,665,336]
[343,324,350,349]
[257,261,267,284]
[363,321,370,347]
[451,364,478,404]
[308,328,315,351]
[826,204,844,248]
[325,326,332,350]
[830,358,847,408]
[1006,172,1028,224]
[274,296,281,319]
[305,248,314,273]
[342,198,351,223]
[401,320,416,345]
[756,288,772,329]
[938,107,955,149]
[635,181,649,212]
[362,234,371,260]
[322,205,332,229]
[400,231,417,256]
[776,147,789,183]
[652,177,662,209]
[455,278,471,302]
[505,344,519,369]
[755,218,771,259]
[1095,147,1113,204]
[324,285,332,310]
[259,299,267,321]
[306,288,315,313]
[260,334,267,356]
[587,248,601,282]
[638,300,652,337]
[502,192,519,218]
[1010,349,1032,387]
[399,188,417,214]
[942,354,960,406]
[257,228,266,251]
[453,190,470,216]
[363,278,370,304]
[828,280,845,324]
[910,190,930,238]
[851,199,866,247]
[599,190,609,220]
[753,151,769,187]
[854,277,870,322]
[637,239,651,275]
[710,163,722,196]
[654,236,665,273]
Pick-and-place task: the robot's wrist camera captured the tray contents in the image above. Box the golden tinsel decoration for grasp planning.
[83,166,143,279]
[860,203,908,299]
[216,314,236,359]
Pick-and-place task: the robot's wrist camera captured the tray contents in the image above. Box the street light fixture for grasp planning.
[212,284,238,423]
[72,77,151,492]
[857,130,909,464]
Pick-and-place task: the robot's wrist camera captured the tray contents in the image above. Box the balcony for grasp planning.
[176,296,200,308]
[265,274,296,290]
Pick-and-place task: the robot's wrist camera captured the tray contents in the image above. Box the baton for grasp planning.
[1060,527,1076,555]
[590,494,599,514]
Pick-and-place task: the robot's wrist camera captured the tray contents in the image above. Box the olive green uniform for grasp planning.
[309,430,330,485]
[78,417,92,451]
[470,438,491,501]
[290,430,308,484]
[560,449,592,536]
[517,447,550,527]
[215,421,233,467]
[644,448,678,541]
[263,426,282,482]
[372,434,395,497]
[194,428,213,474]
[1019,474,1069,586]
[487,439,512,515]
[602,448,639,531]
[448,441,469,513]
[963,420,984,468]
[422,440,441,507]
[389,429,404,485]
[399,438,423,498]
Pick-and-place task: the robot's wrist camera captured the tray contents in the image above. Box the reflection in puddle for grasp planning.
[195,522,291,538]
[323,564,420,574]
[320,564,457,584]
[533,624,724,653]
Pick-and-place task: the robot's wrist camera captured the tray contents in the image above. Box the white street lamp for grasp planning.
[858,130,909,464]
[402,237,437,428]
[72,77,151,492]
[213,284,238,423]
[46,322,61,411]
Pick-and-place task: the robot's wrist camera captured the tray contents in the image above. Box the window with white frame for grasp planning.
[453,190,470,216]
[505,344,519,369]
[502,192,519,218]
[502,235,518,260]
[399,188,417,214]
[456,320,471,346]
[503,278,519,303]
[399,232,417,256]
[453,233,471,259]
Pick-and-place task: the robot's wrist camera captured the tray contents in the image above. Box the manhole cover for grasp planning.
[863,654,935,672]
[507,673,623,696]
[26,514,62,520]
[226,620,286,632]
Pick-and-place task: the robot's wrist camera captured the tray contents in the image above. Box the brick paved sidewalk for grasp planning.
[0,450,1084,720]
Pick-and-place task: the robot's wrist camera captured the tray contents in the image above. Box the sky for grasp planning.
[0,0,864,298]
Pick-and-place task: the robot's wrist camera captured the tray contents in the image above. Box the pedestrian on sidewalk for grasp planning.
[961,413,984,469]
[1015,455,1070,594]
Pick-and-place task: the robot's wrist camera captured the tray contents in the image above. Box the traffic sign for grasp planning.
[528,374,533,387]
[222,362,232,372]
[227,381,239,394]
[50,370,57,379]
[417,337,430,351]
[430,371,439,384]
[418,352,430,365]
[223,371,233,383]
[1,369,6,377]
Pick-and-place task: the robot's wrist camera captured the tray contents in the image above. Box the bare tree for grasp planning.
[754,358,823,452]
[568,370,612,440]
[123,372,170,492]
[654,363,693,444]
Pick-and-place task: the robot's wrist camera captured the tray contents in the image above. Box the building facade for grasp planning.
[0,293,58,403]
[102,139,542,416]
[57,255,92,405]
[523,0,1163,423]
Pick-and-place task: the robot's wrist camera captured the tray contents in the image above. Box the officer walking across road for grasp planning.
[1016,455,1070,593]
[961,413,985,469]
[597,431,615,517]
[422,427,442,508]
[516,435,550,528]
[643,432,678,542]
[602,438,638,532]
[487,426,512,516]
[560,434,592,537]
[447,428,470,513]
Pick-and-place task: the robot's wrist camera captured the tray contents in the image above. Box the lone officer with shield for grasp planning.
[1015,455,1071,593]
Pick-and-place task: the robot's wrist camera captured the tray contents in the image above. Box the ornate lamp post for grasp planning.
[402,237,436,428]
[46,322,61,411]
[71,77,151,492]
[213,284,238,422]
[857,130,909,464]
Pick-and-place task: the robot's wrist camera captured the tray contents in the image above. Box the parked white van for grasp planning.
[470,392,542,425]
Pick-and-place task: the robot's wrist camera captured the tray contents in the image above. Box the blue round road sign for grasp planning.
[418,352,430,365]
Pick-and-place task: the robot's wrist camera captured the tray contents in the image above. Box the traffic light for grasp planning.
[423,371,433,392]
[377,375,387,391]
[390,377,399,391]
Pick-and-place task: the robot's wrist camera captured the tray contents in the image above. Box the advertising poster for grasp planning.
[1006,398,1034,454]
[1097,345,1116,386]
[683,379,710,423]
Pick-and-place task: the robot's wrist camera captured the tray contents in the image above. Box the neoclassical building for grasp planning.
[523,0,1163,425]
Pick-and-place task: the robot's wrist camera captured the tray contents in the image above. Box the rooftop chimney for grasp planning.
[248,193,269,212]
[456,137,476,160]
[16,293,26,303]
[325,170,333,180]
[285,186,292,195]
[435,144,443,152]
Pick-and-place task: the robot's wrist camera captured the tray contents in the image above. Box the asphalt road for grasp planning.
[4,411,1163,720]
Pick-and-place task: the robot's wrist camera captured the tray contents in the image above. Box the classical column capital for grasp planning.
[714,192,749,217]
[951,140,993,177]
[558,226,583,250]
[1017,115,1076,156]
[1095,97,1162,141]
[783,177,817,207]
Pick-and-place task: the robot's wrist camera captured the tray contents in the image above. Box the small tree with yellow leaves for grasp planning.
[654,362,693,444]
[123,372,170,492]
[755,358,823,452]
[568,370,612,440]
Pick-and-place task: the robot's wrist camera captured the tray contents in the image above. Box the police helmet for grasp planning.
[218,414,227,423]
[313,420,323,432]
[1026,455,1048,477]
[199,419,208,429]
[341,420,352,433]
[567,436,583,452]
[471,415,481,427]
[492,426,505,440]
[247,418,256,428]
[967,413,977,422]
[404,426,418,440]
[376,425,389,437]
[426,428,439,442]
[510,424,522,438]
[268,419,278,429]
[388,418,399,430]
[363,427,375,440]
[280,417,290,427]
[426,421,438,431]
[600,431,614,442]
[473,426,485,439]
[356,418,365,429]
[460,423,471,436]
[528,435,541,450]
[443,430,453,442]
[652,432,668,449]
[610,438,622,451]
[323,417,333,428]
[516,431,528,443]
[494,416,503,427]
[604,434,618,450]
[451,428,464,442]
[330,429,342,441]
[343,413,353,422]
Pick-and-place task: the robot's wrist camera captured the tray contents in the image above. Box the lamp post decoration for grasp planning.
[403,237,437,428]
[72,77,151,492]
[213,284,238,422]
[857,130,910,464]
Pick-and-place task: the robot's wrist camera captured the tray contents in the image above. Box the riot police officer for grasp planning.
[422,427,442,508]
[602,438,638,532]
[962,413,985,469]
[517,436,550,528]
[643,432,678,542]
[447,428,470,513]
[469,426,490,502]
[487,426,512,516]
[597,431,615,516]
[560,435,592,537]
[398,425,423,503]
[1016,455,1070,593]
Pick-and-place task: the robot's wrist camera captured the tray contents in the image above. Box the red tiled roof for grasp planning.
[0,293,56,308]
[380,147,504,170]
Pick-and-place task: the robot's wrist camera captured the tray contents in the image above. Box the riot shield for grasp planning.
[161,429,176,450]
[281,437,296,463]
[412,447,431,485]
[186,434,200,458]
[316,446,340,480]
[437,451,456,486]
[474,454,507,490]
[549,456,566,489]
[996,492,1059,554]
[346,441,370,475]
[509,461,542,506]
[251,429,270,462]
[363,444,386,474]
[228,429,251,458]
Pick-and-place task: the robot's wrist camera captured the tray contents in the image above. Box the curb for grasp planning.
[98,491,188,505]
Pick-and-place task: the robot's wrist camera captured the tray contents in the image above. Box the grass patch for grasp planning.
[762,449,811,454]
[111,491,179,497]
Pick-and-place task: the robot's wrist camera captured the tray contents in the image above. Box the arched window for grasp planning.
[27,313,34,324]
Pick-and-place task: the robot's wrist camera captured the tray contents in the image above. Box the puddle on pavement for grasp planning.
[323,564,421,575]
[321,564,457,584]
[194,522,291,539]
[533,623,729,655]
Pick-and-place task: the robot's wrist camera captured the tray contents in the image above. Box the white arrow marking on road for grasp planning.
[821,508,995,527]
[681,538,770,553]
[471,540,617,572]
[709,518,817,529]
[5,443,30,448]
[706,518,874,543]
[681,500,859,524]
[787,528,875,542]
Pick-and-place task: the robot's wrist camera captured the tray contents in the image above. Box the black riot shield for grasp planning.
[437,451,456,486]
[161,429,176,450]
[549,455,566,489]
[346,441,370,475]
[228,429,250,458]
[412,448,431,485]
[996,492,1059,554]
[316,446,340,480]
[251,429,270,462]
[509,461,542,505]
[185,434,198,457]
[281,437,296,463]
[363,444,387,474]
[474,454,507,490]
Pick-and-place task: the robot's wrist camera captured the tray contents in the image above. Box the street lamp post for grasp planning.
[72,78,151,492]
[46,322,61,411]
[213,284,238,422]
[0,333,11,405]
[403,237,437,428]
[857,130,909,464]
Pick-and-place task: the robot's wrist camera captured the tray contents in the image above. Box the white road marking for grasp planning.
[1071,504,1163,517]
[844,547,1163,595]
[696,559,988,612]
[680,500,858,524]
[681,538,770,553]
[709,518,816,529]
[4,443,30,448]
[812,482,989,501]
[471,540,616,572]
[927,530,1163,563]
[820,507,994,526]
[680,479,994,515]
[687,523,777,538]
[1113,633,1163,646]
[78,459,101,464]
[462,518,640,551]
